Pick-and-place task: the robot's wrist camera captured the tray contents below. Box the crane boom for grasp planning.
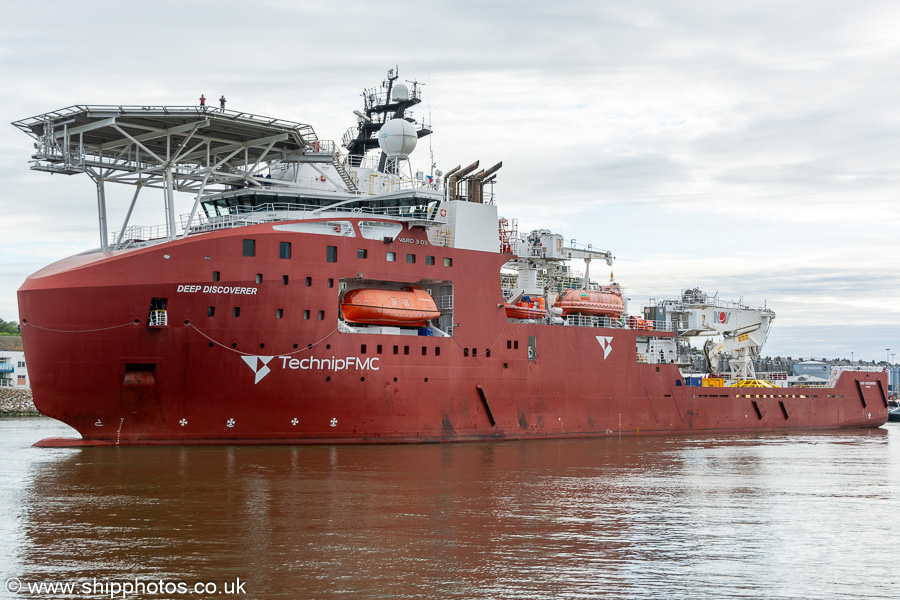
[652,288,775,379]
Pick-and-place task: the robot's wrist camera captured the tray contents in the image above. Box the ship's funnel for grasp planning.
[455,160,480,179]
[448,160,479,201]
[469,161,502,203]
[479,161,503,180]
[443,165,461,182]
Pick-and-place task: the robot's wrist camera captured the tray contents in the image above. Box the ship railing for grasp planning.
[114,201,442,243]
[167,202,443,236]
[661,295,772,315]
[562,315,675,332]
[636,353,671,365]
[564,315,625,329]
[426,228,455,248]
[303,139,338,156]
[110,224,171,246]
[438,296,454,311]
[148,310,168,327]
[757,371,789,381]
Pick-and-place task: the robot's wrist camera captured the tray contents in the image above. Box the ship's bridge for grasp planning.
[11,105,362,251]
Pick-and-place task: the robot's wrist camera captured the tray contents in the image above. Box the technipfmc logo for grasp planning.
[240,354,382,384]
[596,336,613,359]
[242,355,274,384]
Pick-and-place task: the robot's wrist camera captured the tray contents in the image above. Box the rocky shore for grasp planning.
[0,387,40,417]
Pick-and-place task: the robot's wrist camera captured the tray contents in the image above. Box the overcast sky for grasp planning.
[1,0,898,361]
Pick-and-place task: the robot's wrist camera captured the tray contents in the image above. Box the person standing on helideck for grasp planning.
[219,95,226,110]
[199,94,205,107]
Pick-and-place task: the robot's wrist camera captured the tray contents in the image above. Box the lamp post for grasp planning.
[887,348,891,364]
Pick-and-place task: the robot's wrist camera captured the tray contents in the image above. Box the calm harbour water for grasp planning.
[1,418,898,600]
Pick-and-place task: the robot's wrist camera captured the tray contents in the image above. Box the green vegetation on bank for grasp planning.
[0,319,20,336]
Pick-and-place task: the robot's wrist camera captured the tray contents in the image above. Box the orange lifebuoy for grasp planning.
[439,208,447,217]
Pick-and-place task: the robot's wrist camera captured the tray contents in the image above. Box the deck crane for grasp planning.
[653,288,775,380]
[501,227,615,305]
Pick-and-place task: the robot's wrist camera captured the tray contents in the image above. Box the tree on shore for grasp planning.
[0,318,20,336]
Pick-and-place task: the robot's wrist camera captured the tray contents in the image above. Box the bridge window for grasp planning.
[243,239,255,257]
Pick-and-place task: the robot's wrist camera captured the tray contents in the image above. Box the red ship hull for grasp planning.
[18,219,889,445]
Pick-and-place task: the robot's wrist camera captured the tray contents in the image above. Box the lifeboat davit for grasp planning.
[504,296,547,320]
[340,287,440,327]
[554,285,625,317]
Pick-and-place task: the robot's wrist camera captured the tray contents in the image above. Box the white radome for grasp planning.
[391,83,409,101]
[378,118,417,158]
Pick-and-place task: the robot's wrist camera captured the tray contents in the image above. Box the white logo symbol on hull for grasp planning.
[242,355,274,384]
[596,336,613,359]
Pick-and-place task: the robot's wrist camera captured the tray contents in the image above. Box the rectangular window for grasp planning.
[404,346,410,355]
[377,344,383,354]
[328,278,334,288]
[361,344,367,354]
[276,308,283,319]
[464,348,469,357]
[233,307,241,317]
[213,271,221,282]
[280,241,291,259]
[386,252,396,262]
[358,249,368,259]
[435,347,440,357]
[256,273,263,284]
[426,256,435,265]
[318,310,324,320]
[421,346,427,356]
[282,275,289,285]
[406,254,416,264]
[304,310,310,320]
[393,345,399,355]
[326,246,337,263]
[306,277,312,287]
[486,349,491,358]
[243,239,256,257]
[443,257,452,267]
[207,306,215,317]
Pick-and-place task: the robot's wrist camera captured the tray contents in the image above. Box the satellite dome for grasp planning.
[391,83,409,102]
[378,118,417,158]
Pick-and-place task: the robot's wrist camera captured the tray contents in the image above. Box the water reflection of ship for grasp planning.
[19,427,891,597]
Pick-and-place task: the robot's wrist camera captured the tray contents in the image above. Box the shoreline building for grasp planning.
[0,337,28,388]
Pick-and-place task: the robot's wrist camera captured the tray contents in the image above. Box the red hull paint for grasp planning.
[19,219,889,445]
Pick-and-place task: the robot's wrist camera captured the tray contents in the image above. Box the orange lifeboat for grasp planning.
[554,285,625,317]
[340,287,440,327]
[504,296,547,320]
